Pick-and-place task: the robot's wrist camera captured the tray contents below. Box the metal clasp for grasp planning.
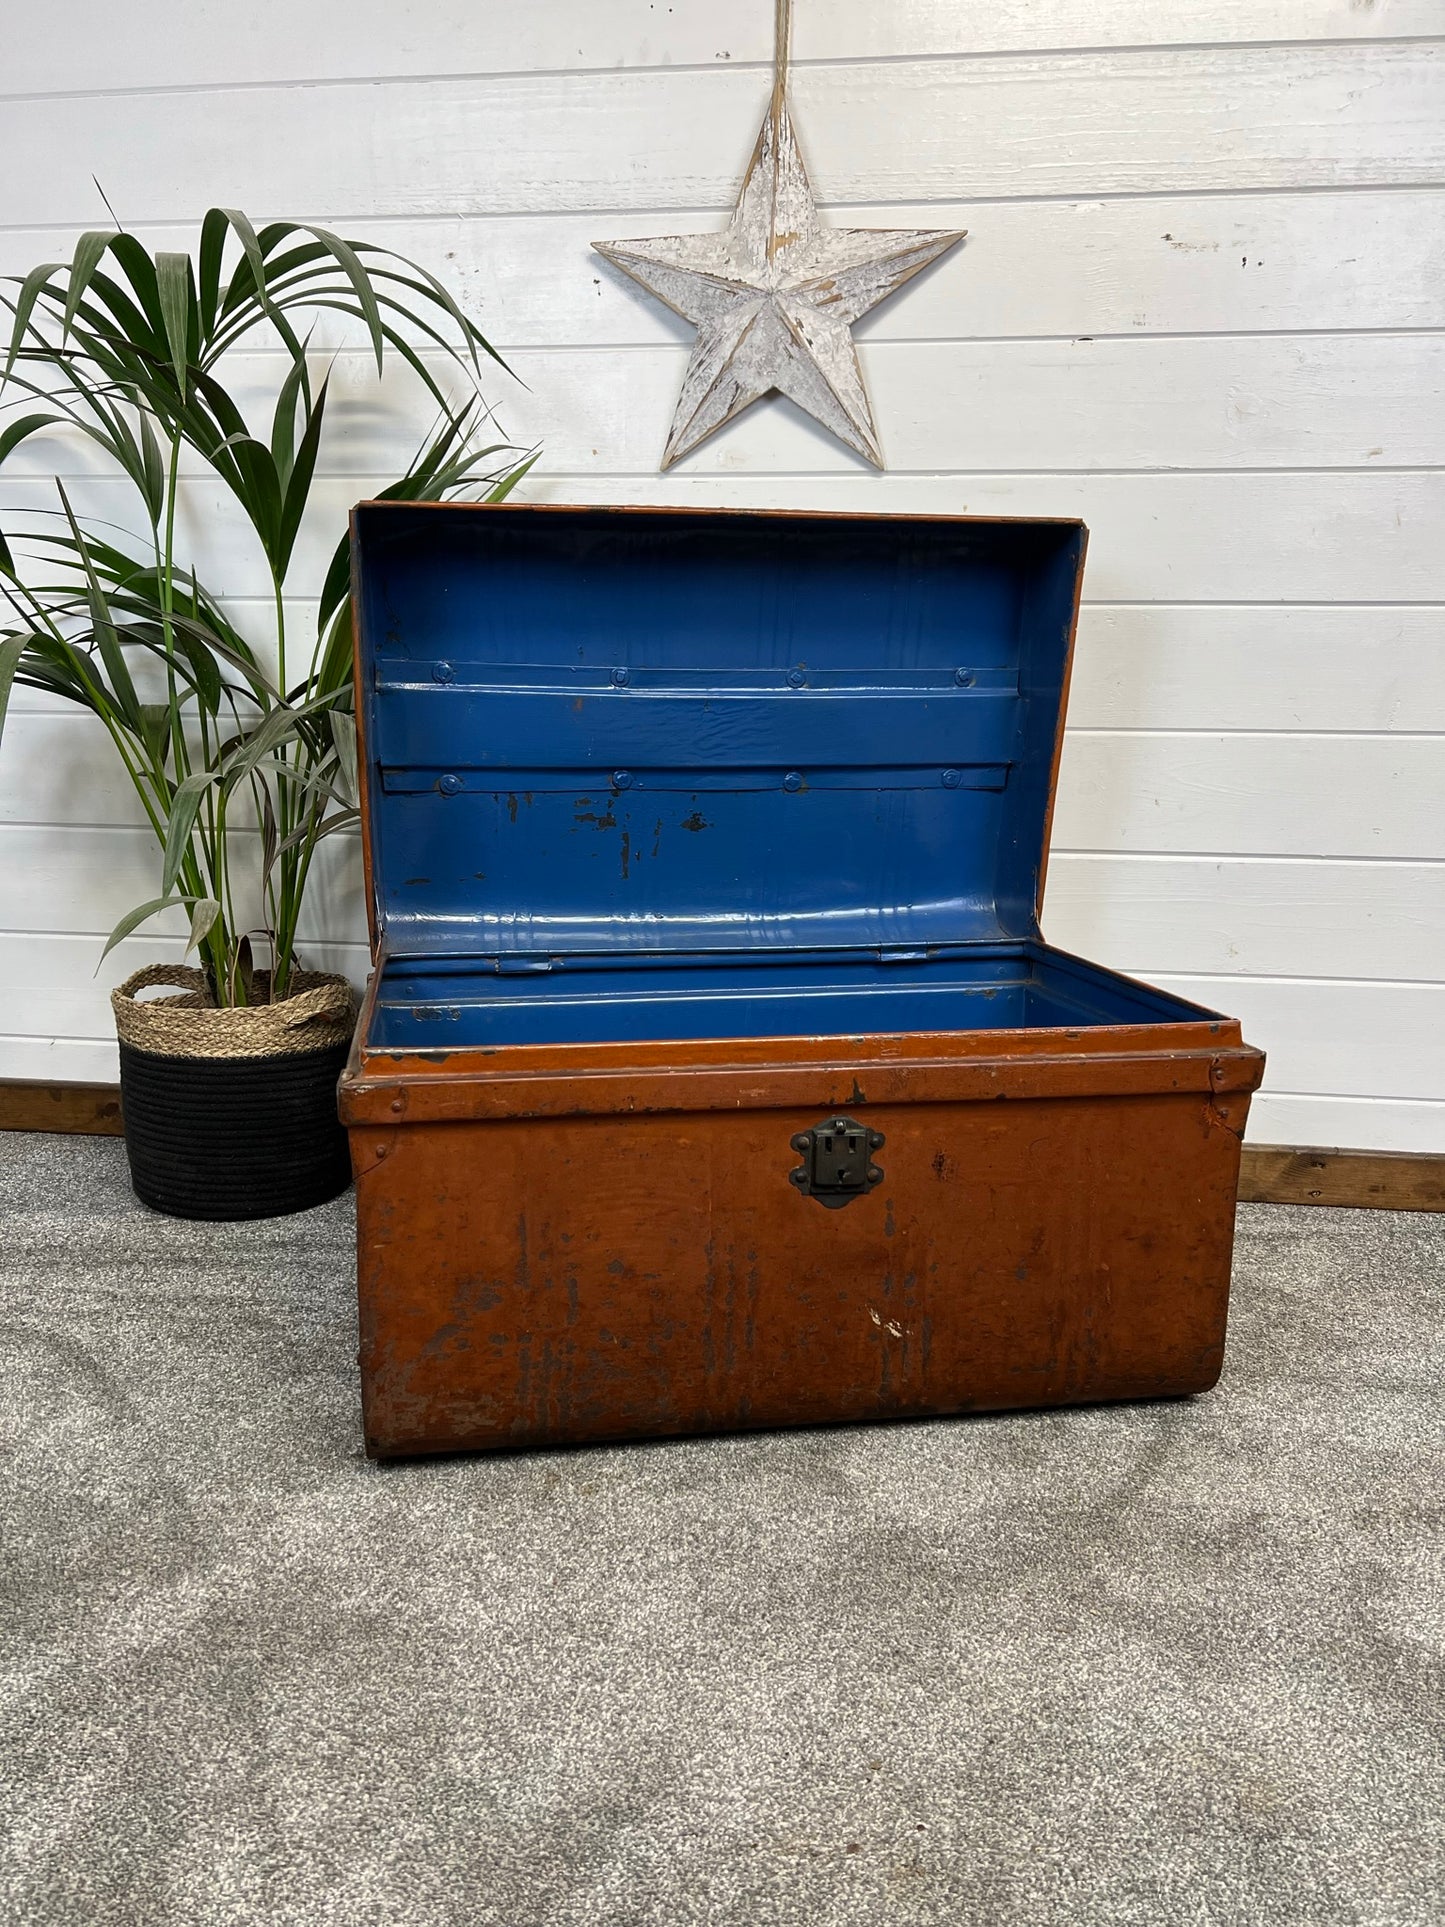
[789,1114,885,1210]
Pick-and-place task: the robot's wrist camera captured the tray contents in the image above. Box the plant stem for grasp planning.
[271,573,295,996]
[159,431,189,785]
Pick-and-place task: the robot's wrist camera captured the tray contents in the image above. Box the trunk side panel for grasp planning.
[354,1086,1249,1456]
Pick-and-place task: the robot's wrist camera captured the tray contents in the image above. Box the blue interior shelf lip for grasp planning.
[365,941,1228,1053]
[353,501,1231,1051]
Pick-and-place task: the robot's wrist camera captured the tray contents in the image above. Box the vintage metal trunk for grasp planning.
[340,503,1264,1458]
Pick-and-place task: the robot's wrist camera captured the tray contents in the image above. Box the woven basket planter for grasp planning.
[111,964,357,1221]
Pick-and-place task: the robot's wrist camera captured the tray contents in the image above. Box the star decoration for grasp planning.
[594,87,964,470]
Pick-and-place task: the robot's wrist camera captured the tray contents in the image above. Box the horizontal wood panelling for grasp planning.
[12,334,1442,478]
[7,190,1444,345]
[790,1,1445,62]
[1053,732,1444,859]
[5,44,1443,227]
[1067,607,1445,732]
[4,472,1442,605]
[1246,1093,1445,1154]
[496,329,1445,471]
[0,713,224,830]
[0,1035,125,1084]
[0,826,366,942]
[1044,856,1445,981]
[9,0,1437,98]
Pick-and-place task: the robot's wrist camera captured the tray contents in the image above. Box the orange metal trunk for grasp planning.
[340,501,1265,1457]
[341,1011,1261,1457]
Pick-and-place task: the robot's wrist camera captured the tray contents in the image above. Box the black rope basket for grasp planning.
[111,964,356,1221]
[119,1040,354,1220]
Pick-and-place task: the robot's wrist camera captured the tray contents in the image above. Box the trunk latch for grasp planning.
[789,1115,885,1210]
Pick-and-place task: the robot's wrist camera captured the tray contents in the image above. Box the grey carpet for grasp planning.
[1,1134,1442,1927]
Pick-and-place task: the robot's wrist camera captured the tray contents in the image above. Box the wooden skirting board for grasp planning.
[1,1077,1441,1211]
[1235,1146,1445,1213]
[0,1079,124,1137]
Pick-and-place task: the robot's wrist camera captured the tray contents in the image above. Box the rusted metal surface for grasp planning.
[348,1042,1260,1458]
[592,0,963,468]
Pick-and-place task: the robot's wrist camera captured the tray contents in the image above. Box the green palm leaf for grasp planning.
[62,231,118,343]
[100,893,197,962]
[161,772,217,896]
[2,261,64,379]
[155,252,196,395]
[0,634,28,749]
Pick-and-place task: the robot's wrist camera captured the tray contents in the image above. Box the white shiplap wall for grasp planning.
[1,0,1442,1150]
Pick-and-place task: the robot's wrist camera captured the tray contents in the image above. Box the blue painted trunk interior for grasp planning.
[366,944,1224,1051]
[353,504,1226,1051]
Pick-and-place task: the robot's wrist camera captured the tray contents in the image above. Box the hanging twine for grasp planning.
[772,0,792,117]
[111,963,356,1062]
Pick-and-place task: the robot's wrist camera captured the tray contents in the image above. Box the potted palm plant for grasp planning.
[0,209,534,1219]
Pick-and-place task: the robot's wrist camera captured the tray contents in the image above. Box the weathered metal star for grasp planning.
[593,13,964,471]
